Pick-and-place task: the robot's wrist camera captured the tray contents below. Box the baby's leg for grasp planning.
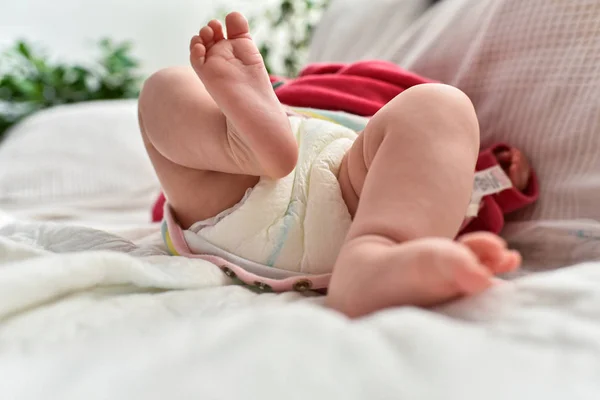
[139,67,257,227]
[139,13,297,227]
[329,84,521,317]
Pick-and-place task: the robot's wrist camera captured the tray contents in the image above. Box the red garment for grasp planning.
[152,60,539,235]
[272,60,435,116]
[462,144,539,234]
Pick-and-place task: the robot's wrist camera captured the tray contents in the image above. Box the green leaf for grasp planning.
[0,38,143,140]
[246,0,331,76]
[1,0,334,139]
[16,42,31,59]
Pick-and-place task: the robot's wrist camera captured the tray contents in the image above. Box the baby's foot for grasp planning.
[189,12,297,178]
[327,232,520,318]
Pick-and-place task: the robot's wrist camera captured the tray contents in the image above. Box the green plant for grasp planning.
[0,39,142,139]
[0,0,331,139]
[228,0,331,77]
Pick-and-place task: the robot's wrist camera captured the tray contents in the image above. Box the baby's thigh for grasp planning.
[338,131,370,218]
[337,111,413,218]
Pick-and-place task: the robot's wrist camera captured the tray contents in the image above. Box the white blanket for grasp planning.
[3,2,600,397]
[1,220,600,399]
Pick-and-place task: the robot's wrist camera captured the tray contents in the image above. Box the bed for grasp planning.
[2,0,600,398]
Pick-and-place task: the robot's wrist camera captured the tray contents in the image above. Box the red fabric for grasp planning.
[151,60,539,235]
[461,144,539,234]
[274,60,435,116]
[152,193,166,223]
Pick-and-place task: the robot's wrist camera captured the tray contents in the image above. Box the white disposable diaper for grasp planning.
[183,116,357,275]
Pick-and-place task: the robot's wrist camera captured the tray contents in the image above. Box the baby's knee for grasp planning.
[138,67,187,113]
[396,83,475,117]
[384,83,479,143]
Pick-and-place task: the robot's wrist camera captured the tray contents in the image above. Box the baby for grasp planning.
[138,12,521,318]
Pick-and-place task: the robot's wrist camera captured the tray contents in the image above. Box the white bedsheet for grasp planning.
[1,221,600,399]
[1,77,599,400]
[3,2,600,397]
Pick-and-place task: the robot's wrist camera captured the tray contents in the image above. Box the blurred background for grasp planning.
[0,0,328,74]
[0,0,333,137]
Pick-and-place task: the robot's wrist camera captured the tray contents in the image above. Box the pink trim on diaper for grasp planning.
[164,206,332,293]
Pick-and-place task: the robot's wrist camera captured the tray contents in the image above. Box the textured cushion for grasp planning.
[0,100,160,224]
[310,0,600,268]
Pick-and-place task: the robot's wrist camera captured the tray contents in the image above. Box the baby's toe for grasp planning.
[495,250,522,274]
[458,232,508,273]
[189,36,206,66]
[208,19,225,42]
[199,25,215,46]
[225,11,251,39]
[449,243,495,294]
[189,35,202,52]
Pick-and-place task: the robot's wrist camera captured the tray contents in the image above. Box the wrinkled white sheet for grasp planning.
[2,1,600,397]
[1,221,600,399]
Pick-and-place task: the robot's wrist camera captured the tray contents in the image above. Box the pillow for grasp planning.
[309,0,431,63]
[0,100,160,223]
[310,0,600,269]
